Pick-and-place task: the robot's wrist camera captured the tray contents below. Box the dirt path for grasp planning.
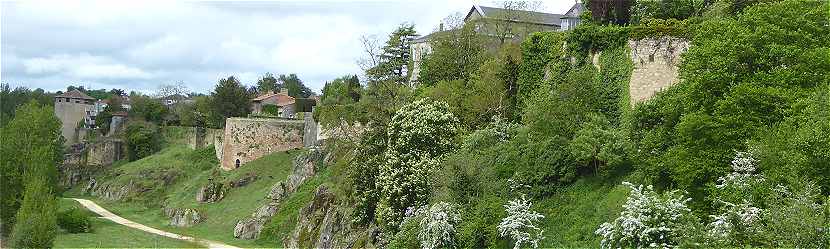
[70,198,241,249]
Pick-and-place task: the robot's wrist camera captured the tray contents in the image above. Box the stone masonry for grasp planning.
[627,37,689,104]
[220,117,305,170]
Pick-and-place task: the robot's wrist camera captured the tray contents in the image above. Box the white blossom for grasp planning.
[596,182,692,249]
[716,151,764,190]
[499,195,545,249]
[707,200,762,241]
[416,202,462,249]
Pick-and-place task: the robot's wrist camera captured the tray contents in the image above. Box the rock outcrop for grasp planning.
[284,185,378,248]
[233,148,326,240]
[196,181,227,203]
[163,207,205,227]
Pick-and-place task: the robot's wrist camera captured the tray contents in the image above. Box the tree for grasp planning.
[129,94,168,125]
[210,76,251,127]
[366,24,418,85]
[418,23,488,86]
[9,147,58,248]
[278,74,313,98]
[256,72,279,94]
[584,0,634,25]
[376,99,460,230]
[0,101,62,237]
[0,84,53,126]
[125,122,161,161]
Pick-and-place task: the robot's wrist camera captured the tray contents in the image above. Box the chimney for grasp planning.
[439,23,444,32]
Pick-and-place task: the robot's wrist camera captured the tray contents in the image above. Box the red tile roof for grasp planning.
[55,89,95,100]
[252,92,295,106]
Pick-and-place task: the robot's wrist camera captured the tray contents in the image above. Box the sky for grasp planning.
[1,0,576,95]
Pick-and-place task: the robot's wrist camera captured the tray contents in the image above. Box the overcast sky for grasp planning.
[1,0,576,95]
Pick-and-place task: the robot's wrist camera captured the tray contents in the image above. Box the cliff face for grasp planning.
[284,185,379,249]
[59,139,125,188]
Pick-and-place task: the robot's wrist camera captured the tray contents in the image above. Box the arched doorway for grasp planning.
[235,159,241,168]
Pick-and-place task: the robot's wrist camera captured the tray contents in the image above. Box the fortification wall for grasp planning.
[627,37,689,104]
[220,118,305,170]
[58,139,125,187]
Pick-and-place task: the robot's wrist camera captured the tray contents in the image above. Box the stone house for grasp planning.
[251,88,295,119]
[54,90,96,144]
[409,3,584,83]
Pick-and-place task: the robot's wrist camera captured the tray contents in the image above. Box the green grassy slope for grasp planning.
[67,145,307,248]
[54,199,202,248]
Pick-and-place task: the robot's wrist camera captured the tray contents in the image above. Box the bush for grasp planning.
[57,207,92,233]
[125,122,162,161]
[10,174,58,249]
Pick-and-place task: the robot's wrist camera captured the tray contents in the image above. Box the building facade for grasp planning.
[54,90,96,144]
[251,88,296,119]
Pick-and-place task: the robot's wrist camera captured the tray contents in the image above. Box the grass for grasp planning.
[536,174,631,248]
[54,199,202,248]
[67,148,307,248]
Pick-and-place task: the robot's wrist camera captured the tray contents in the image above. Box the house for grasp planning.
[410,3,583,83]
[560,3,586,31]
[54,90,96,144]
[251,88,295,118]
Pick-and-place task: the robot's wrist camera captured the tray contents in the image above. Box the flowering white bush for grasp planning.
[377,99,459,229]
[707,200,762,242]
[595,182,693,249]
[498,195,545,249]
[417,202,462,249]
[715,151,764,190]
[708,152,765,245]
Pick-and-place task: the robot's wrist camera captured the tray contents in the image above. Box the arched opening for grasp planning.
[235,159,241,168]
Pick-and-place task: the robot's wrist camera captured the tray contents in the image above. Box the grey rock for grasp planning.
[196,181,226,203]
[233,218,264,240]
[163,207,204,227]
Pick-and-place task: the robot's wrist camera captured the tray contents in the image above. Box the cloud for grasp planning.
[22,54,154,79]
[2,0,576,94]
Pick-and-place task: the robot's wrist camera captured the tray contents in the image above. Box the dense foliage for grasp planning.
[57,207,92,233]
[210,76,251,127]
[125,122,162,161]
[0,101,62,237]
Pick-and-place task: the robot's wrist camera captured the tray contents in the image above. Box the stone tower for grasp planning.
[54,90,95,144]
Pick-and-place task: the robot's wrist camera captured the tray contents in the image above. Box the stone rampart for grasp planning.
[220,118,305,170]
[627,37,689,104]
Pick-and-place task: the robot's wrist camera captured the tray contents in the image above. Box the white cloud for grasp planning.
[2,0,577,94]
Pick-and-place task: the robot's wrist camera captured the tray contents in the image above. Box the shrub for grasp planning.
[498,195,545,249]
[417,202,462,249]
[10,175,58,249]
[57,207,92,233]
[596,182,697,249]
[125,122,161,161]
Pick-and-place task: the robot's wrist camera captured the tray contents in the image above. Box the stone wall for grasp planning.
[627,37,689,104]
[58,139,125,187]
[220,118,305,170]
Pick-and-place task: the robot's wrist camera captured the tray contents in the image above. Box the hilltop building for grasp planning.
[410,2,585,83]
[251,88,295,119]
[55,90,96,144]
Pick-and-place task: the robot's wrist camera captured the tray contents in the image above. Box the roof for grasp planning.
[561,3,585,19]
[412,30,452,43]
[467,5,563,27]
[252,92,295,106]
[55,89,95,100]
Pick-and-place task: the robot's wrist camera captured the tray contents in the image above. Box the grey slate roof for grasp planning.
[476,6,563,26]
[561,3,585,19]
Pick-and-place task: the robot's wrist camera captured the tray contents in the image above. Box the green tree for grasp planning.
[9,148,58,248]
[125,122,162,161]
[418,23,488,86]
[0,84,54,126]
[129,94,168,125]
[278,74,313,98]
[0,101,62,237]
[367,24,418,84]
[210,76,251,127]
[256,72,279,94]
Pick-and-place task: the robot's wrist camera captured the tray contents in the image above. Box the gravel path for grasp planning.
[71,198,241,249]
